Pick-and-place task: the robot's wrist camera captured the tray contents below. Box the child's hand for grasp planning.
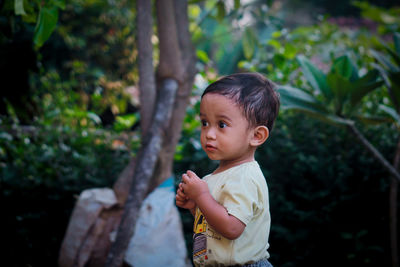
[176,183,196,210]
[181,170,209,202]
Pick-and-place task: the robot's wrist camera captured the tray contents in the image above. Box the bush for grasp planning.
[0,114,134,266]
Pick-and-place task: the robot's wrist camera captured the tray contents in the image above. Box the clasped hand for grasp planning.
[175,170,208,210]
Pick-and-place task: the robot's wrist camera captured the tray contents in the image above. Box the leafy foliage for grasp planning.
[0,114,135,265]
[279,54,383,126]
[2,0,400,266]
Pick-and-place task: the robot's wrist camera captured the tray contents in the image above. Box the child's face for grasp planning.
[199,93,255,167]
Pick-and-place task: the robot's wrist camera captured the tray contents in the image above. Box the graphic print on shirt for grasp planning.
[193,209,207,261]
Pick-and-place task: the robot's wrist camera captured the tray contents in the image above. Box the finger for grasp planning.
[179,183,184,190]
[181,182,187,193]
[186,170,199,179]
[177,190,186,198]
[182,173,190,183]
[175,195,186,201]
[176,199,186,206]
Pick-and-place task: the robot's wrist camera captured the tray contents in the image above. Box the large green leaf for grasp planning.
[381,40,400,67]
[33,6,59,48]
[349,69,383,107]
[373,63,400,110]
[371,50,399,72]
[326,72,352,105]
[332,55,358,81]
[297,55,331,99]
[379,104,400,125]
[279,86,327,111]
[278,86,353,126]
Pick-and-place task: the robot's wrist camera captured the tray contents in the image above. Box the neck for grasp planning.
[214,156,255,174]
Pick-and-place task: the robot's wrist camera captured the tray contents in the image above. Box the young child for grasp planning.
[176,72,280,267]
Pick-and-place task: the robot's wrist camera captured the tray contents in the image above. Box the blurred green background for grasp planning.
[1,0,400,266]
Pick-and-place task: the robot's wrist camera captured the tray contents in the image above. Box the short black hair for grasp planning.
[201,72,280,131]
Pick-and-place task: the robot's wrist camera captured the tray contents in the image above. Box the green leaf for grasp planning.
[379,104,400,125]
[327,72,352,102]
[14,0,26,15]
[267,39,281,50]
[87,112,101,125]
[279,85,353,126]
[34,6,59,48]
[196,50,210,63]
[381,39,400,67]
[349,70,383,107]
[371,50,399,72]
[297,55,331,99]
[242,27,256,60]
[279,86,327,111]
[283,43,297,60]
[332,55,358,81]
[114,114,138,132]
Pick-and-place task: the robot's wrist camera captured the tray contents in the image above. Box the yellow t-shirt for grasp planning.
[193,161,271,266]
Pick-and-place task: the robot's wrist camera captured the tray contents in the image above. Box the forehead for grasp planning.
[200,93,244,118]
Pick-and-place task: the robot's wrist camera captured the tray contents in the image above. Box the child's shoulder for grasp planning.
[231,161,263,177]
[209,161,265,183]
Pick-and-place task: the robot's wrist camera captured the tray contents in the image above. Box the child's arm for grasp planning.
[181,170,245,240]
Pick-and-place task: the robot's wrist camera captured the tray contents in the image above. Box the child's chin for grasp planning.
[207,154,220,161]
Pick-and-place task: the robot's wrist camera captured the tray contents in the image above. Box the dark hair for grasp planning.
[201,72,280,131]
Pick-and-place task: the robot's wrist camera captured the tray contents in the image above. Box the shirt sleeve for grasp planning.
[218,176,260,225]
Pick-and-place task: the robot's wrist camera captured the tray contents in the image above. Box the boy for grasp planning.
[176,73,280,266]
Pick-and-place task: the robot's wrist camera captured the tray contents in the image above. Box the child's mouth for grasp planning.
[205,144,217,152]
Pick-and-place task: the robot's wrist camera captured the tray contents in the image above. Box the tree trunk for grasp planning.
[150,0,197,189]
[390,138,400,267]
[137,0,156,136]
[105,0,197,265]
[105,79,178,267]
[347,124,400,181]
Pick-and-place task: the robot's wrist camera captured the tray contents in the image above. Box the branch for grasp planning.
[156,0,184,80]
[347,124,400,181]
[105,79,178,267]
[137,0,156,136]
[174,0,197,82]
[148,0,198,186]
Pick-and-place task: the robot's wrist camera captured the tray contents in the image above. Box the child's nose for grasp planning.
[206,127,216,139]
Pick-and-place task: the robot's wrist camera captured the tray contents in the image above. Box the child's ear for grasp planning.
[250,126,269,147]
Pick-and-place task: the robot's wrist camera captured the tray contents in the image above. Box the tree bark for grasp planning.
[347,124,400,181]
[150,0,197,189]
[105,79,178,267]
[106,1,197,265]
[155,0,184,81]
[137,0,156,136]
[390,138,400,267]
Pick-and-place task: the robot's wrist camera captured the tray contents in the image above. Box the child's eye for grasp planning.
[219,121,227,128]
[201,120,208,127]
